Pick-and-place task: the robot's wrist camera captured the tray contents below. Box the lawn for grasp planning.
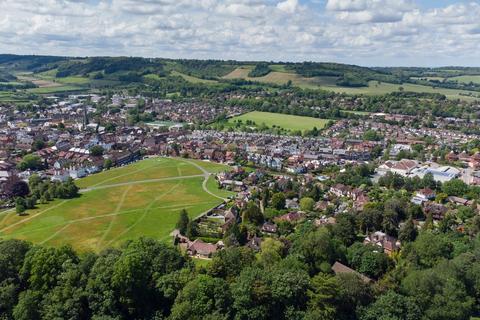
[228,111,330,131]
[0,157,232,252]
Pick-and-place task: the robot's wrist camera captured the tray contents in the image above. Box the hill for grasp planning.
[1,54,480,99]
[0,157,232,252]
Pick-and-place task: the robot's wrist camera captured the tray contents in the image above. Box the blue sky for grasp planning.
[0,0,479,66]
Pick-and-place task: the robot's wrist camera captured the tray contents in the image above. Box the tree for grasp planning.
[89,145,104,157]
[336,273,373,320]
[332,212,357,246]
[347,243,391,279]
[407,232,453,268]
[3,175,30,199]
[17,154,43,171]
[15,197,26,215]
[291,228,338,275]
[186,221,199,239]
[306,274,339,320]
[257,238,285,268]
[32,139,46,151]
[359,291,421,320]
[242,201,263,225]
[170,275,232,320]
[111,238,186,319]
[399,218,417,243]
[208,247,255,282]
[442,179,468,197]
[103,158,113,170]
[300,197,315,212]
[231,267,272,320]
[176,209,190,235]
[271,193,286,210]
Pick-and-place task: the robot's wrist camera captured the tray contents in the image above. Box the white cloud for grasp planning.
[277,0,299,14]
[0,0,479,66]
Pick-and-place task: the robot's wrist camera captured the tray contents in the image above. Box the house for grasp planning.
[423,202,448,220]
[331,261,372,283]
[314,216,336,227]
[246,236,262,251]
[447,196,472,206]
[412,188,436,204]
[330,184,351,197]
[186,239,218,258]
[416,188,436,200]
[378,159,419,176]
[261,222,278,234]
[364,231,400,256]
[275,212,304,223]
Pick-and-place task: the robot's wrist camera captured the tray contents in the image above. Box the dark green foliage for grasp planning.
[442,179,469,197]
[89,145,104,157]
[404,232,454,268]
[242,201,264,225]
[398,218,418,243]
[170,275,231,320]
[290,228,339,275]
[17,154,43,171]
[248,63,271,77]
[271,192,286,210]
[359,291,421,320]
[176,209,190,235]
[208,247,255,281]
[347,243,391,279]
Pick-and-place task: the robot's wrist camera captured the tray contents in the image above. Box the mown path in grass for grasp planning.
[0,157,233,251]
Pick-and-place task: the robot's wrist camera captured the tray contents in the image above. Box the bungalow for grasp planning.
[412,188,436,204]
[186,239,218,258]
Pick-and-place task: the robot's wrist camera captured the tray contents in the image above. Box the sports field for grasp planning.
[0,157,232,252]
[228,111,330,131]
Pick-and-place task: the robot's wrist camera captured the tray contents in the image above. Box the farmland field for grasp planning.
[449,75,480,84]
[228,111,330,131]
[222,67,480,101]
[0,157,232,252]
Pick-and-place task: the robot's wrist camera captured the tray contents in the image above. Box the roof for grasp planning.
[332,261,372,283]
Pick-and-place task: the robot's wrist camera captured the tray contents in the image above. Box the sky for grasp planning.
[0,0,479,67]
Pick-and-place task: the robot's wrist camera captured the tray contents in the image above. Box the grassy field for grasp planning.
[450,75,480,84]
[323,81,480,101]
[229,111,330,131]
[0,157,232,252]
[171,71,219,84]
[223,66,337,89]
[222,67,480,101]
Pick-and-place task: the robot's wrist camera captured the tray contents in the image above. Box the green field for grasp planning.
[0,157,232,252]
[450,75,480,84]
[229,111,330,131]
[223,67,480,101]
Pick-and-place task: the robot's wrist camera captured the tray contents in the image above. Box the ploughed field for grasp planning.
[0,157,232,252]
